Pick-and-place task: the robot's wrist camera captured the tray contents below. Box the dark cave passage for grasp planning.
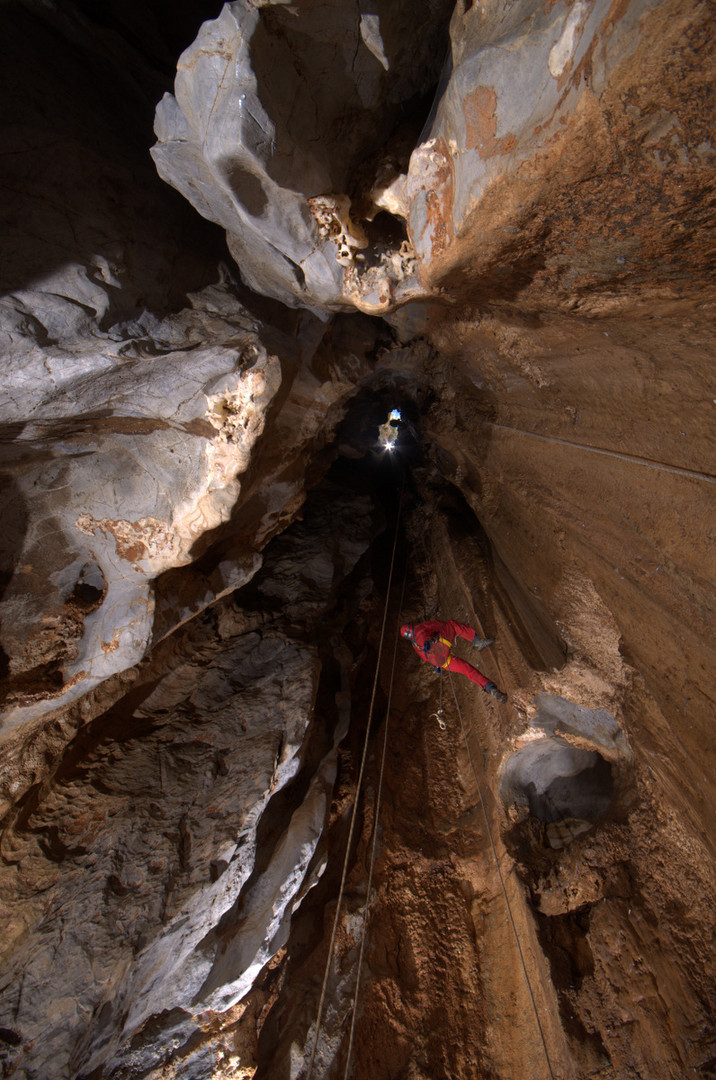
[501,740,614,825]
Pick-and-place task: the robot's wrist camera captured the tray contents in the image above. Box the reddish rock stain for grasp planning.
[421,137,455,260]
[463,85,516,158]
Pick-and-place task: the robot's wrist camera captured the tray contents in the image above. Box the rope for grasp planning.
[305,496,404,1080]
[481,419,715,486]
[342,559,408,1079]
[447,671,557,1080]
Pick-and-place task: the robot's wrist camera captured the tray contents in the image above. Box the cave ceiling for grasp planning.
[0,1,714,1079]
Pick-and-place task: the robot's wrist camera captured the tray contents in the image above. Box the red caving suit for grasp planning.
[401,619,489,688]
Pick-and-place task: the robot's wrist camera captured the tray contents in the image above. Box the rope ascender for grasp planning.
[429,666,447,729]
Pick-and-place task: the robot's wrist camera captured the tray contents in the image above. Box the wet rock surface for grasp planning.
[1,1,715,1079]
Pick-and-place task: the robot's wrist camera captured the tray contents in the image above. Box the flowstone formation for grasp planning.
[1,1,715,1079]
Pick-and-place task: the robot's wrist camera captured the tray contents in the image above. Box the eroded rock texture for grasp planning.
[0,1,714,1079]
[152,0,454,314]
[1,475,377,1077]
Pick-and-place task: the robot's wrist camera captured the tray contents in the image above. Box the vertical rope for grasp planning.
[447,672,556,1080]
[342,560,408,1079]
[305,497,404,1080]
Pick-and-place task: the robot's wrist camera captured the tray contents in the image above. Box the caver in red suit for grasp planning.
[400,619,507,701]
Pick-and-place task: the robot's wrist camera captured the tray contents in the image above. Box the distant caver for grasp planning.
[400,618,507,701]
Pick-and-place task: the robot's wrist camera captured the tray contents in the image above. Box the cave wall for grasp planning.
[0,1,714,1078]
[424,302,716,849]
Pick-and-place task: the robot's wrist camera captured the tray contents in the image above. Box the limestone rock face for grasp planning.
[1,0,391,738]
[0,476,377,1079]
[405,0,715,300]
[0,286,281,732]
[154,0,714,314]
[1,228,381,734]
[152,0,453,314]
[1,633,320,1077]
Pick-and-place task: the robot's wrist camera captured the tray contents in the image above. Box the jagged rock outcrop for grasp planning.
[0,270,385,735]
[152,0,714,314]
[1,286,277,729]
[0,474,379,1078]
[152,0,453,314]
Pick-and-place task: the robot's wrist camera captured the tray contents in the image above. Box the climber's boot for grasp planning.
[484,681,507,703]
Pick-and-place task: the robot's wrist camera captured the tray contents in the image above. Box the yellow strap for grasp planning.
[438,638,452,670]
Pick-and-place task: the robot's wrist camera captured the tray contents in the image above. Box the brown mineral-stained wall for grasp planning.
[247,463,714,1080]
[1,313,714,1079]
[424,300,716,852]
[415,0,716,307]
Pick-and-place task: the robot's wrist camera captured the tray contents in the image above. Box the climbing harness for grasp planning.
[423,634,452,658]
[447,670,557,1080]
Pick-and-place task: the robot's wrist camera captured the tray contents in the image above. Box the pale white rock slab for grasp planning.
[0,471,378,1079]
[0,285,282,735]
[151,0,451,314]
[0,631,319,1079]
